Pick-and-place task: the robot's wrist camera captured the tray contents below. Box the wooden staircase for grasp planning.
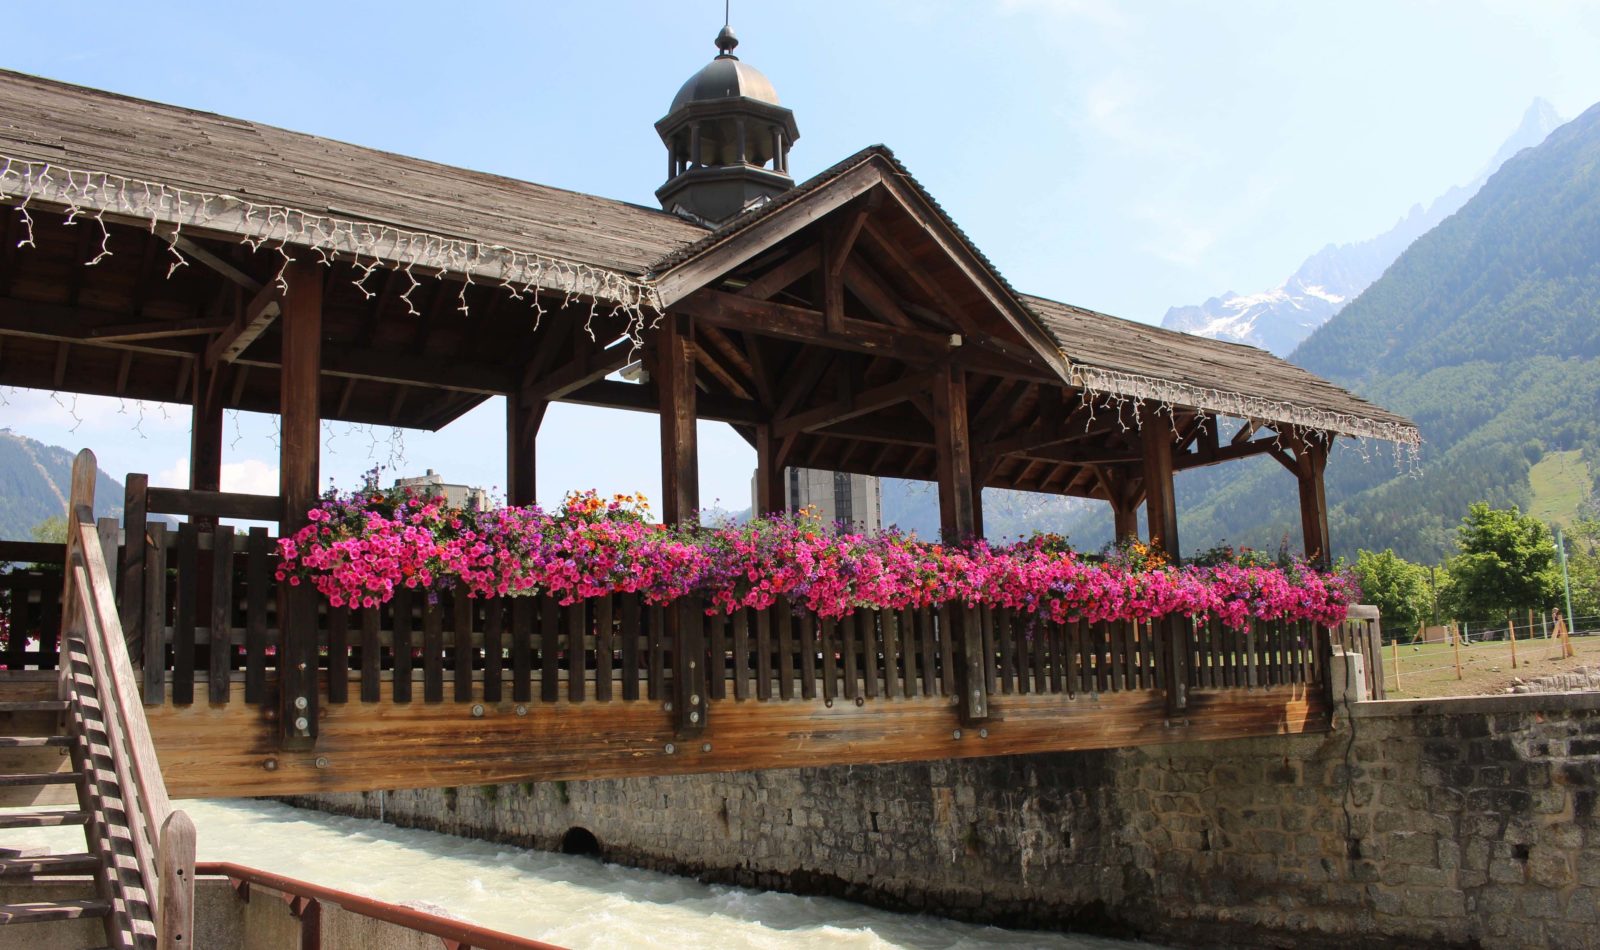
[0,695,114,945]
[0,449,195,948]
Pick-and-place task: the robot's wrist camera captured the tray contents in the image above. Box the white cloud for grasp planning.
[155,455,279,495]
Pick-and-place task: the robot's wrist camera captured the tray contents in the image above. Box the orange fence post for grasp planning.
[1508,618,1518,669]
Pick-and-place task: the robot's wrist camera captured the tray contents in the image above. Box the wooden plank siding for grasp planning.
[140,683,1332,799]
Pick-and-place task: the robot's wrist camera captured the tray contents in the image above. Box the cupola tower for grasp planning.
[656,21,799,224]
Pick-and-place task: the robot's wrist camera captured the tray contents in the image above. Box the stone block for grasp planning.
[1528,849,1573,888]
[1518,888,1562,919]
[1386,832,1438,865]
[1488,856,1526,885]
[1578,850,1600,887]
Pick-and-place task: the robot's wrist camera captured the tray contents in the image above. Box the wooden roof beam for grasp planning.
[736,245,820,301]
[522,338,632,403]
[158,229,263,293]
[558,379,761,426]
[1173,433,1291,472]
[654,162,886,307]
[774,370,932,438]
[696,325,759,401]
[87,315,234,344]
[205,281,282,368]
[842,259,916,330]
[773,347,835,420]
[675,288,957,362]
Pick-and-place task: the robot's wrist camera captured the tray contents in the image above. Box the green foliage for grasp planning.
[1353,549,1436,635]
[1528,450,1592,530]
[1559,519,1600,620]
[29,515,66,545]
[1439,503,1561,622]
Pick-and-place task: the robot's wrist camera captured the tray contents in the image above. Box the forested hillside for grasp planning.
[0,430,125,540]
[1166,100,1600,562]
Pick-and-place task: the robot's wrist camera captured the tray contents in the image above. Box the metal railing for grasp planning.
[196,861,563,950]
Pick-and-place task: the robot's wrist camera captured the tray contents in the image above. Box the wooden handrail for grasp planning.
[196,862,566,950]
[61,449,195,948]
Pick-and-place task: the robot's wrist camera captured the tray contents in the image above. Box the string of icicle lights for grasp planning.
[0,154,662,345]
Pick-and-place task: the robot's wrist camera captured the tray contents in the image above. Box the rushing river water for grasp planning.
[7,799,1160,949]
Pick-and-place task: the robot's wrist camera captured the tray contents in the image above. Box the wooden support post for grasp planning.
[505,391,546,507]
[189,362,225,503]
[754,423,787,517]
[1508,618,1518,670]
[278,260,322,748]
[657,313,705,735]
[1111,498,1139,542]
[673,598,707,737]
[158,810,196,950]
[657,313,699,527]
[1393,638,1402,690]
[956,605,988,723]
[1296,438,1331,568]
[1141,408,1186,713]
[1453,623,1463,680]
[932,364,977,542]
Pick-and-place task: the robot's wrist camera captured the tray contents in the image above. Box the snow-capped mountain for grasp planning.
[1160,99,1564,355]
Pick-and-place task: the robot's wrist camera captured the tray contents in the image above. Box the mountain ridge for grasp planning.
[0,429,126,540]
[1160,99,1564,356]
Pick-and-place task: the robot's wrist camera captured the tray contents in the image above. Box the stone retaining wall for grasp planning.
[290,692,1600,949]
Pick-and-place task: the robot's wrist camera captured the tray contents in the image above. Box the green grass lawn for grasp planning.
[1528,450,1592,530]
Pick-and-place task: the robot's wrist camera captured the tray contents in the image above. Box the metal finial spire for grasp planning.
[715,1,739,58]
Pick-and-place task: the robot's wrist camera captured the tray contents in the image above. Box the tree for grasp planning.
[1353,549,1434,637]
[1560,518,1600,621]
[1440,503,1560,622]
[29,515,66,545]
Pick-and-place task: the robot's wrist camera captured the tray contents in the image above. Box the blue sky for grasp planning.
[4,1,1600,518]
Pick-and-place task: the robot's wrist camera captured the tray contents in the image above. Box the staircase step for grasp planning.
[0,736,70,748]
[0,701,67,714]
[0,772,79,787]
[0,810,88,829]
[0,852,98,878]
[0,898,111,923]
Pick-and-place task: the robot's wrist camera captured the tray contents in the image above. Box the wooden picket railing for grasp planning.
[57,450,196,948]
[2,476,1344,744]
[0,540,65,671]
[107,523,1332,715]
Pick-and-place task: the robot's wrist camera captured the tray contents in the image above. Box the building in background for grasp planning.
[392,469,490,511]
[753,467,882,533]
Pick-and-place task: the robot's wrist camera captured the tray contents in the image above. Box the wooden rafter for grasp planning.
[736,245,820,301]
[158,230,262,293]
[522,339,632,403]
[774,370,931,438]
[205,281,282,368]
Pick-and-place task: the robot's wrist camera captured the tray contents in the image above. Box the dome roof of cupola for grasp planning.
[668,25,782,114]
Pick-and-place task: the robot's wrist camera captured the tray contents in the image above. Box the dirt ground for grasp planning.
[1379,632,1595,699]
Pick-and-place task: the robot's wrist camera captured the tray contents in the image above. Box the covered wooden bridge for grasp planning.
[0,67,1415,799]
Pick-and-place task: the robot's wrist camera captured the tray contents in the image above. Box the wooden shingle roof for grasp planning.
[0,68,1417,444]
[0,69,704,306]
[1024,296,1420,444]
